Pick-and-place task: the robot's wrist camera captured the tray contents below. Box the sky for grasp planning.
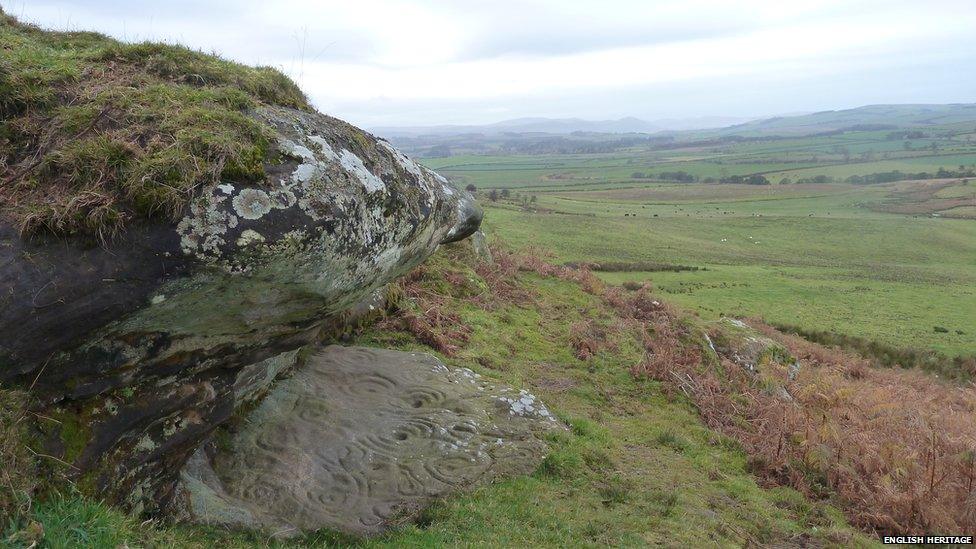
[4,0,976,128]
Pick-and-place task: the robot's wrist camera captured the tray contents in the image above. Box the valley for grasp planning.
[417,116,976,360]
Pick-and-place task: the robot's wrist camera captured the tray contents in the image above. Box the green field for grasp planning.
[425,128,976,358]
[424,123,976,190]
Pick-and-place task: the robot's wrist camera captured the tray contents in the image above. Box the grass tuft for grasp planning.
[94,42,307,109]
[0,12,307,239]
[0,387,34,526]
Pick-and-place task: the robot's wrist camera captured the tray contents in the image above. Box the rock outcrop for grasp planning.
[0,105,483,514]
[174,346,559,536]
[706,318,798,400]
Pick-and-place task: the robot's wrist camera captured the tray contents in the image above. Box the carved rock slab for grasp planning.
[176,345,561,536]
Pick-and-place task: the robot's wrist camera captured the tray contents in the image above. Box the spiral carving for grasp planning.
[180,345,560,536]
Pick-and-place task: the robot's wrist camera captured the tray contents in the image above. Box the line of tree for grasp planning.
[716,174,771,185]
[792,166,976,185]
[658,171,698,182]
[629,171,770,185]
[886,130,929,140]
[629,170,699,183]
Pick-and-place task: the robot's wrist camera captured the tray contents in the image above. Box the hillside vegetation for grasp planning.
[420,122,976,360]
[0,8,306,238]
[479,186,976,360]
[3,241,875,547]
[8,239,976,544]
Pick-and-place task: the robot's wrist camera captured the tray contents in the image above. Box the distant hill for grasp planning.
[376,103,976,158]
[375,104,976,141]
[710,104,976,136]
[372,115,753,137]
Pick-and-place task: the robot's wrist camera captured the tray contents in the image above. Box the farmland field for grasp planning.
[423,123,976,191]
[422,127,976,358]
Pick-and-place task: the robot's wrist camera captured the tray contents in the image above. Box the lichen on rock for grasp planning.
[1,101,483,515]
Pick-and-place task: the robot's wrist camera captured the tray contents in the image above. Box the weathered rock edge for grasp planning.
[0,105,482,514]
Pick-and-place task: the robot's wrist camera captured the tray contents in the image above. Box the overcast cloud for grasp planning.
[4,0,975,127]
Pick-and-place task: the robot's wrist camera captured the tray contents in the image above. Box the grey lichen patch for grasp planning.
[176,191,239,258]
[497,388,554,420]
[175,105,480,270]
[307,135,338,160]
[378,140,423,181]
[235,229,265,247]
[338,148,386,193]
[176,346,562,537]
[231,189,273,220]
[268,188,296,209]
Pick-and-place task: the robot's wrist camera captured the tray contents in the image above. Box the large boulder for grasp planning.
[174,346,559,536]
[0,105,482,513]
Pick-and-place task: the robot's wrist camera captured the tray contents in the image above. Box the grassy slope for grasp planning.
[2,245,873,547]
[479,182,976,358]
